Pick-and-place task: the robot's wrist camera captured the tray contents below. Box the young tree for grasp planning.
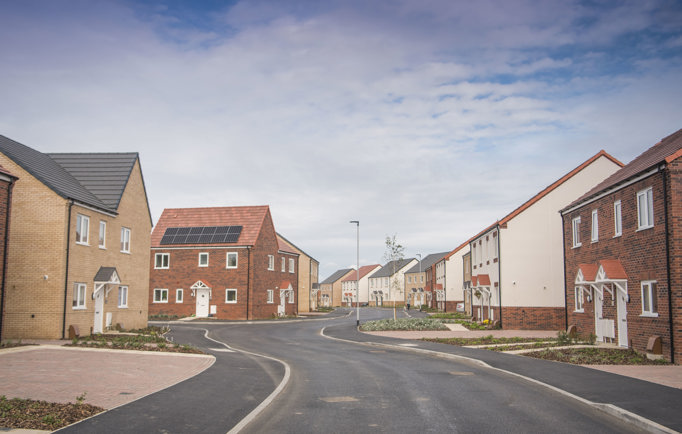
[383,234,405,320]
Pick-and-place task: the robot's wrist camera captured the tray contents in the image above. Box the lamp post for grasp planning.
[350,220,360,326]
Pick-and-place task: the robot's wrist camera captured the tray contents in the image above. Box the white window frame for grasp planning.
[267,289,274,303]
[225,289,237,303]
[281,257,286,272]
[641,280,658,317]
[288,290,294,304]
[268,255,274,271]
[637,187,654,230]
[176,288,183,303]
[574,287,584,313]
[76,214,89,245]
[572,216,582,248]
[99,221,106,249]
[155,253,170,269]
[73,283,86,309]
[199,252,209,267]
[289,258,295,273]
[121,227,131,253]
[493,232,498,259]
[614,200,622,237]
[226,252,238,269]
[118,285,128,308]
[591,210,599,243]
[153,288,168,303]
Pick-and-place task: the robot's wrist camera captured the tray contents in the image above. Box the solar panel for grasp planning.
[160,226,243,245]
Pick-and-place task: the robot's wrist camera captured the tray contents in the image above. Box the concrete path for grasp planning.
[0,345,214,409]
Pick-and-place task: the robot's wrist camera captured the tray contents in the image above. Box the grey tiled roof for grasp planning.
[405,252,450,274]
[371,258,415,278]
[320,268,353,284]
[94,266,119,283]
[0,135,140,214]
[48,153,139,210]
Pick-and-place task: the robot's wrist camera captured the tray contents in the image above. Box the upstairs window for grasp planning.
[637,187,654,230]
[226,252,238,269]
[76,214,89,245]
[641,281,658,316]
[121,227,131,253]
[614,200,622,237]
[155,253,170,269]
[199,252,209,267]
[289,258,295,273]
[99,221,106,248]
[591,210,599,243]
[268,255,275,271]
[281,257,286,272]
[572,216,581,248]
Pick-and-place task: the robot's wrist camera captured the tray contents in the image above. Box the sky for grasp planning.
[1,0,681,280]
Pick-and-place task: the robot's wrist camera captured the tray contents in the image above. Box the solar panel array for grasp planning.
[160,226,243,245]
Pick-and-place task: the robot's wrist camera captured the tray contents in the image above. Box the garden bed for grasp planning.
[0,395,104,431]
[525,347,671,365]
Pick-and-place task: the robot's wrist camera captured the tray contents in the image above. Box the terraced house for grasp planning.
[561,128,682,363]
[0,135,152,339]
[149,206,298,320]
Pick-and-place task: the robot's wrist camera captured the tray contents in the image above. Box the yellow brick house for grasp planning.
[0,135,152,339]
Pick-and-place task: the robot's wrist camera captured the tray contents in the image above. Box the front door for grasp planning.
[93,289,104,334]
[278,290,286,316]
[196,288,210,317]
[617,291,628,347]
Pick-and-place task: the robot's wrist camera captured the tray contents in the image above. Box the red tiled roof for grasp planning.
[434,283,443,290]
[565,128,682,211]
[577,263,599,282]
[341,264,381,282]
[471,276,478,286]
[599,259,628,280]
[279,281,292,290]
[277,234,299,255]
[191,279,212,289]
[472,274,491,286]
[151,205,270,247]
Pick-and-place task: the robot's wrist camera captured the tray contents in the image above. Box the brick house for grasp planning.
[561,128,682,363]
[404,253,448,309]
[149,206,297,320]
[276,233,319,313]
[0,165,17,341]
[340,264,381,306]
[319,268,353,307]
[467,150,623,329]
[0,135,152,339]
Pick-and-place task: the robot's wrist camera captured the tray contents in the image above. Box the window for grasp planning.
[76,214,89,245]
[420,276,424,283]
[493,231,498,259]
[384,278,388,286]
[408,276,412,283]
[267,289,274,303]
[176,288,183,303]
[73,283,86,309]
[226,252,238,269]
[289,258,295,273]
[572,216,581,247]
[268,255,274,270]
[153,288,168,303]
[641,281,658,316]
[155,253,169,269]
[121,227,131,253]
[99,221,106,248]
[199,252,209,267]
[118,286,128,308]
[281,257,286,272]
[288,290,294,303]
[225,289,237,303]
[574,287,584,312]
[637,187,654,230]
[591,210,599,242]
[614,200,622,237]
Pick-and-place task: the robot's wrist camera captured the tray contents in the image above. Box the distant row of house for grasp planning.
[321,128,682,363]
[0,135,319,342]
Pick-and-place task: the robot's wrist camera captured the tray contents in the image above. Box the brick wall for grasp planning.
[564,169,677,361]
[0,178,11,339]
[502,306,564,330]
[666,158,682,362]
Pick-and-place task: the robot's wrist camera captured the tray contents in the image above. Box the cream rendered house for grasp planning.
[368,259,416,306]
[436,240,471,312]
[341,264,381,306]
[468,150,623,329]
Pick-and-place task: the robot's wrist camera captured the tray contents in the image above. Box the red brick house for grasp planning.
[149,206,298,320]
[561,128,682,363]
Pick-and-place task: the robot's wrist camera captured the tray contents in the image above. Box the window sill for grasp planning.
[613,234,622,238]
[640,313,659,318]
[76,242,89,247]
[120,251,131,255]
[571,244,582,249]
[225,301,237,304]
[72,307,86,310]
[591,240,598,244]
[154,267,170,270]
[636,225,654,232]
[175,301,183,304]
[118,306,128,309]
[574,309,584,313]
[153,301,168,304]
[99,246,106,250]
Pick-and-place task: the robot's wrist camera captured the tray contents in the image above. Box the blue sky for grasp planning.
[1,0,681,279]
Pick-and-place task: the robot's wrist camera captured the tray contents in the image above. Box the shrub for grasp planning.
[360,318,448,331]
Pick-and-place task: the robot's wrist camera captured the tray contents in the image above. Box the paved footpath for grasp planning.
[0,345,214,409]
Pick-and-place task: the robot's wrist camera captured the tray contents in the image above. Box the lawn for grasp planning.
[0,395,103,431]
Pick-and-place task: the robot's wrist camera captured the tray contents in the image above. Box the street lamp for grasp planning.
[350,220,360,326]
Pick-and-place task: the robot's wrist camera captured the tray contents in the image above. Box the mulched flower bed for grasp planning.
[525,347,670,365]
[423,336,553,346]
[0,396,104,431]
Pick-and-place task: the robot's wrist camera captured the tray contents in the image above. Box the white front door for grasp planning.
[196,288,210,317]
[594,290,603,341]
[278,290,286,316]
[93,289,104,334]
[617,291,628,347]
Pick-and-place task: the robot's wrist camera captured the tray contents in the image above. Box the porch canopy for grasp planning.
[191,280,212,298]
[93,266,120,296]
[574,260,628,299]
